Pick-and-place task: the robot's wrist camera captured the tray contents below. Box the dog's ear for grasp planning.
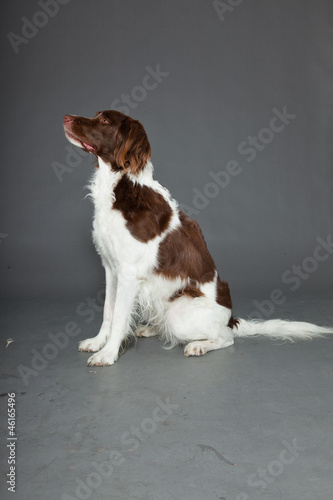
[114,118,151,175]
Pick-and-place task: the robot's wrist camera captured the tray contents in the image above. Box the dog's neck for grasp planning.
[97,156,154,185]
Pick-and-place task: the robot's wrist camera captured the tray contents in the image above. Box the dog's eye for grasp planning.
[102,118,109,124]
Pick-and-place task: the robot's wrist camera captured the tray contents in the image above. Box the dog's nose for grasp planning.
[63,114,74,124]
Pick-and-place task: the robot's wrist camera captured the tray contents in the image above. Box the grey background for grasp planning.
[1,0,332,301]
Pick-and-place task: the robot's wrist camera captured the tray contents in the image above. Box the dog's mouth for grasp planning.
[80,140,97,153]
[64,128,97,153]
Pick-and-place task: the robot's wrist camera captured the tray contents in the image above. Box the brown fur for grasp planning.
[113,176,172,243]
[216,278,232,309]
[154,211,217,284]
[169,285,205,301]
[113,117,151,174]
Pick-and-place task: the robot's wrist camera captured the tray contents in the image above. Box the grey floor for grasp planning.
[0,295,333,500]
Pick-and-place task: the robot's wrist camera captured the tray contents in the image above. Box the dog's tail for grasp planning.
[231,318,333,342]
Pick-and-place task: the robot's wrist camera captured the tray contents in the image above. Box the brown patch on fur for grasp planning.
[154,211,216,283]
[216,277,232,309]
[228,317,239,329]
[113,175,172,243]
[170,285,205,301]
[217,278,238,328]
[113,117,151,175]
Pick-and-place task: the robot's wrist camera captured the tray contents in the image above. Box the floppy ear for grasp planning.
[114,118,151,175]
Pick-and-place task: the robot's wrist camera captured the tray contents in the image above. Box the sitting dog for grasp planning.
[63,110,332,366]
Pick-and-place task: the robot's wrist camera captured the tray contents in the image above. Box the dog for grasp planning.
[63,110,332,366]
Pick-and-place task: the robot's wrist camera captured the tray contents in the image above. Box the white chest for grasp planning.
[89,169,129,266]
[88,161,161,275]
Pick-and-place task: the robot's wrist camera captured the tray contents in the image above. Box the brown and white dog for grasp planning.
[63,110,332,366]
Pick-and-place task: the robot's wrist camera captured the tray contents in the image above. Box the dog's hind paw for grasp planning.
[184,342,208,357]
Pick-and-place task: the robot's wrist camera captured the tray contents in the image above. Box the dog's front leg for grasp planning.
[79,263,116,353]
[87,268,139,366]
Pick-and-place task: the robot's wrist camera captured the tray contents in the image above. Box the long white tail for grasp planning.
[232,318,333,343]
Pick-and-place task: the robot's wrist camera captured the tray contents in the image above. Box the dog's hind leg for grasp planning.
[184,334,234,357]
[165,295,234,356]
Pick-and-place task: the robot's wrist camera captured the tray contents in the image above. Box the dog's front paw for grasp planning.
[87,350,118,367]
[79,337,106,352]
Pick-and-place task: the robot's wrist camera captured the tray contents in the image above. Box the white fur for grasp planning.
[233,319,332,342]
[78,158,333,366]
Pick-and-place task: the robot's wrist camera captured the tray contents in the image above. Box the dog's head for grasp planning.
[63,110,151,174]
